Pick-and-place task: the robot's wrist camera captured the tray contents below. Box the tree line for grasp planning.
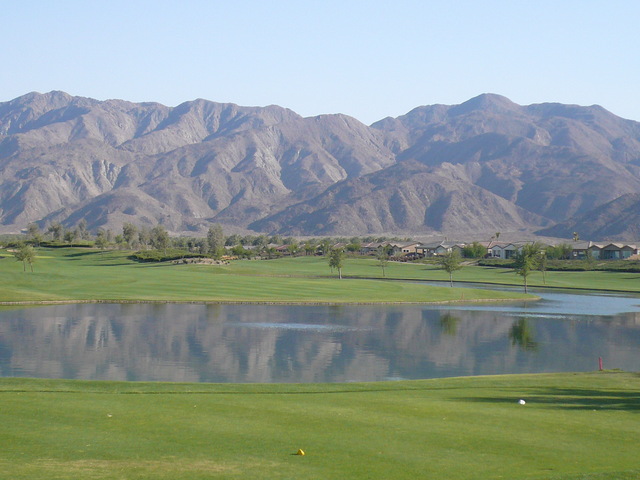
[9,221,410,264]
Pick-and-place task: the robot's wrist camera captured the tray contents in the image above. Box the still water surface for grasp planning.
[1,287,639,382]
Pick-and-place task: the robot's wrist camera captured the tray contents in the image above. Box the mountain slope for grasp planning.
[0,92,394,232]
[1,91,640,238]
[536,193,640,241]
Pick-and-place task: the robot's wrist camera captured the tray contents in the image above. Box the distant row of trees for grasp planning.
[20,221,409,257]
[15,221,411,268]
[23,221,406,250]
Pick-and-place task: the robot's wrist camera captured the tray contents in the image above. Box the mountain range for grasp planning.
[2,91,640,240]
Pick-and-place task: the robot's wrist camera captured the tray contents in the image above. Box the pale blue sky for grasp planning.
[2,1,638,124]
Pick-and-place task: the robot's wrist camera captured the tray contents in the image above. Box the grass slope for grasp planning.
[0,248,532,304]
[1,372,639,479]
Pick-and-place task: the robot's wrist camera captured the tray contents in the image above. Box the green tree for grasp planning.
[462,242,486,259]
[584,249,595,270]
[150,225,170,253]
[75,219,90,240]
[122,223,138,248]
[47,222,64,242]
[253,235,269,249]
[346,241,361,253]
[197,239,208,255]
[437,250,463,287]
[63,229,77,243]
[377,250,389,277]
[319,239,332,256]
[138,227,151,250]
[14,243,36,272]
[240,235,256,246]
[206,224,225,259]
[513,243,542,293]
[231,244,252,259]
[264,246,278,259]
[95,231,108,251]
[304,241,317,256]
[559,243,573,260]
[546,243,572,260]
[269,234,283,245]
[538,251,548,284]
[287,242,299,256]
[225,234,242,246]
[27,223,43,247]
[328,248,345,279]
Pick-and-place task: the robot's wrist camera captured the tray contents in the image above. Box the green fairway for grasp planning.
[0,248,533,304]
[1,372,638,479]
[231,255,640,293]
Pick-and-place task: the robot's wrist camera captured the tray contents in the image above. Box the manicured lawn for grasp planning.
[189,255,640,293]
[1,372,638,479]
[0,248,532,304]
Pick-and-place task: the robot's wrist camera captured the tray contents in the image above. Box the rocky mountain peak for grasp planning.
[449,93,521,116]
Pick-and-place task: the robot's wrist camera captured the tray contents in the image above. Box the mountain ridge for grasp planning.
[1,91,640,239]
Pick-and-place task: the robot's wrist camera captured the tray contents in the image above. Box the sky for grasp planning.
[2,1,639,125]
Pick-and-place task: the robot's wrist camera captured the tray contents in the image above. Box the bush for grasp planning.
[130,249,208,262]
[477,258,515,268]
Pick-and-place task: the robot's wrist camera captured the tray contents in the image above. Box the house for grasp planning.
[584,242,638,260]
[417,242,452,257]
[451,243,467,256]
[386,243,404,257]
[488,242,509,259]
[487,242,528,259]
[570,241,593,259]
[359,242,388,256]
[394,242,421,255]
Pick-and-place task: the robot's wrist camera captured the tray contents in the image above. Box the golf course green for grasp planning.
[1,247,639,479]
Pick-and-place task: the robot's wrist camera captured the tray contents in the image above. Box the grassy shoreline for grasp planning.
[0,296,533,306]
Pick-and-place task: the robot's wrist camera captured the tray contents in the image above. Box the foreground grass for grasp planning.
[0,248,531,304]
[1,372,638,479]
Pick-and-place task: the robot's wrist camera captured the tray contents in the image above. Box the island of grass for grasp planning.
[1,372,639,479]
[0,247,536,305]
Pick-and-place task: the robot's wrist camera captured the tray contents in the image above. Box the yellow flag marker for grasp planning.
[296,449,305,456]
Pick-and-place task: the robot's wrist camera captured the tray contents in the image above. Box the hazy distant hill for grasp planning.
[2,91,640,238]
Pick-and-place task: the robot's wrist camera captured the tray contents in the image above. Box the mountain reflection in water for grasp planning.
[1,294,639,383]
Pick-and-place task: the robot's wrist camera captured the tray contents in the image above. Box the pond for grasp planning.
[1,287,639,383]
